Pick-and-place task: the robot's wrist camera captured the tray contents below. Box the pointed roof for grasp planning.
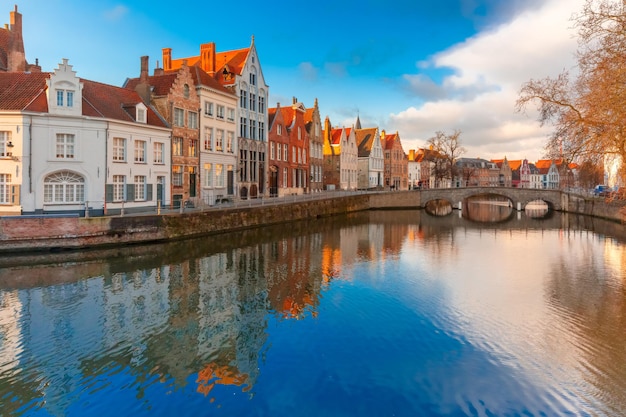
[355,115,361,129]
[355,127,378,157]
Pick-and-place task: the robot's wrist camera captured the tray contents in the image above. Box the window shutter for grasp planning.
[126,184,134,202]
[105,185,113,203]
[11,185,20,205]
[147,183,153,201]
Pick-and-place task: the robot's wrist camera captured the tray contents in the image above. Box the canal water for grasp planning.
[1,207,625,416]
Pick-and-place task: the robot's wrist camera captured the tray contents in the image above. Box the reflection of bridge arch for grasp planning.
[419,187,563,211]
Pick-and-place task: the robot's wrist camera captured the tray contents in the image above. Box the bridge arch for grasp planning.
[419,187,562,211]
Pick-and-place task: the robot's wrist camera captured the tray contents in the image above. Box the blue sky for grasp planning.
[12,0,584,162]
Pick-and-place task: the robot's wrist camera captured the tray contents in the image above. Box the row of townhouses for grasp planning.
[407,150,572,191]
[0,6,410,216]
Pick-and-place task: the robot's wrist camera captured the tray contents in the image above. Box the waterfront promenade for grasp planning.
[0,189,624,254]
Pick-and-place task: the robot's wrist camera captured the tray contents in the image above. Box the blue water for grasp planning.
[1,211,625,416]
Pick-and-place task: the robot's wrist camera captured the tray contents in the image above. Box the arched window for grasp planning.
[183,84,190,99]
[44,171,85,203]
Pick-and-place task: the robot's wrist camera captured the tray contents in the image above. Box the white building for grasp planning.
[0,59,170,216]
[355,126,384,189]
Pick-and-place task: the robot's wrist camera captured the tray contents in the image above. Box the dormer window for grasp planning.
[56,89,74,107]
[137,108,146,123]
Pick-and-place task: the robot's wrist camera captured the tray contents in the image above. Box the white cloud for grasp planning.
[103,5,128,21]
[389,0,585,163]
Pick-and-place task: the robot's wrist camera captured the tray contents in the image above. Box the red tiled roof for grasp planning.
[508,160,522,170]
[0,72,167,127]
[125,72,179,97]
[331,128,343,145]
[189,66,235,96]
[535,159,553,169]
[0,72,48,110]
[356,127,377,157]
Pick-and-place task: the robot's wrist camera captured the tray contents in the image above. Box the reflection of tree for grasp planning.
[545,238,626,414]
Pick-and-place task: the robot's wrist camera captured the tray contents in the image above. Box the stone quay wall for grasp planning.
[0,191,623,254]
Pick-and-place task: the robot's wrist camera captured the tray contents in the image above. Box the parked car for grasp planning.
[592,185,611,197]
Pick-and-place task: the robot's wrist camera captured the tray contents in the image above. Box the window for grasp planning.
[0,131,11,157]
[153,142,164,164]
[227,108,235,122]
[215,164,224,187]
[277,144,281,161]
[298,127,302,140]
[134,140,146,163]
[172,165,183,186]
[205,101,214,116]
[216,129,224,151]
[173,137,183,156]
[137,108,146,123]
[113,137,126,162]
[293,147,296,163]
[56,134,75,159]
[259,96,265,114]
[283,144,288,161]
[0,174,10,204]
[183,84,190,99]
[283,168,288,188]
[227,131,234,153]
[189,111,198,129]
[270,143,275,160]
[204,127,213,150]
[240,90,247,109]
[250,94,256,112]
[56,89,74,107]
[259,122,265,141]
[204,163,213,187]
[112,175,125,201]
[134,175,146,200]
[250,72,256,86]
[250,120,256,140]
[189,139,198,157]
[277,124,282,135]
[216,105,225,119]
[240,117,247,138]
[174,108,184,127]
[43,171,85,203]
[303,148,307,163]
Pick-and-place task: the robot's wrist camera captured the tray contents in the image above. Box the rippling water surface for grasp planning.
[1,210,625,416]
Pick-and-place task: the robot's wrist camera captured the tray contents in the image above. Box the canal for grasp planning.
[0,207,625,416]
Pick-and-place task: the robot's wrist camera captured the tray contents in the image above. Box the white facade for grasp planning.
[340,128,358,190]
[198,82,238,205]
[0,59,171,216]
[235,40,270,199]
[367,131,384,189]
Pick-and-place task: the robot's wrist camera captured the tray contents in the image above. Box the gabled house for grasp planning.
[536,159,560,189]
[305,99,323,193]
[407,149,421,189]
[125,58,200,208]
[322,118,358,190]
[0,59,170,216]
[267,98,310,196]
[189,66,238,205]
[455,158,499,187]
[355,124,383,190]
[381,130,408,190]
[492,157,512,187]
[162,38,269,199]
[268,104,289,196]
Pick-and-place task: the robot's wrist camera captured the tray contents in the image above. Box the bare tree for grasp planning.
[516,0,626,184]
[427,130,465,188]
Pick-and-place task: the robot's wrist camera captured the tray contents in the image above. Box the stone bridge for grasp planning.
[418,187,566,211]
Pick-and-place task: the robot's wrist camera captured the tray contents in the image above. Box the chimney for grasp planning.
[9,4,26,72]
[153,60,164,76]
[162,48,172,70]
[201,42,216,75]
[135,56,151,104]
